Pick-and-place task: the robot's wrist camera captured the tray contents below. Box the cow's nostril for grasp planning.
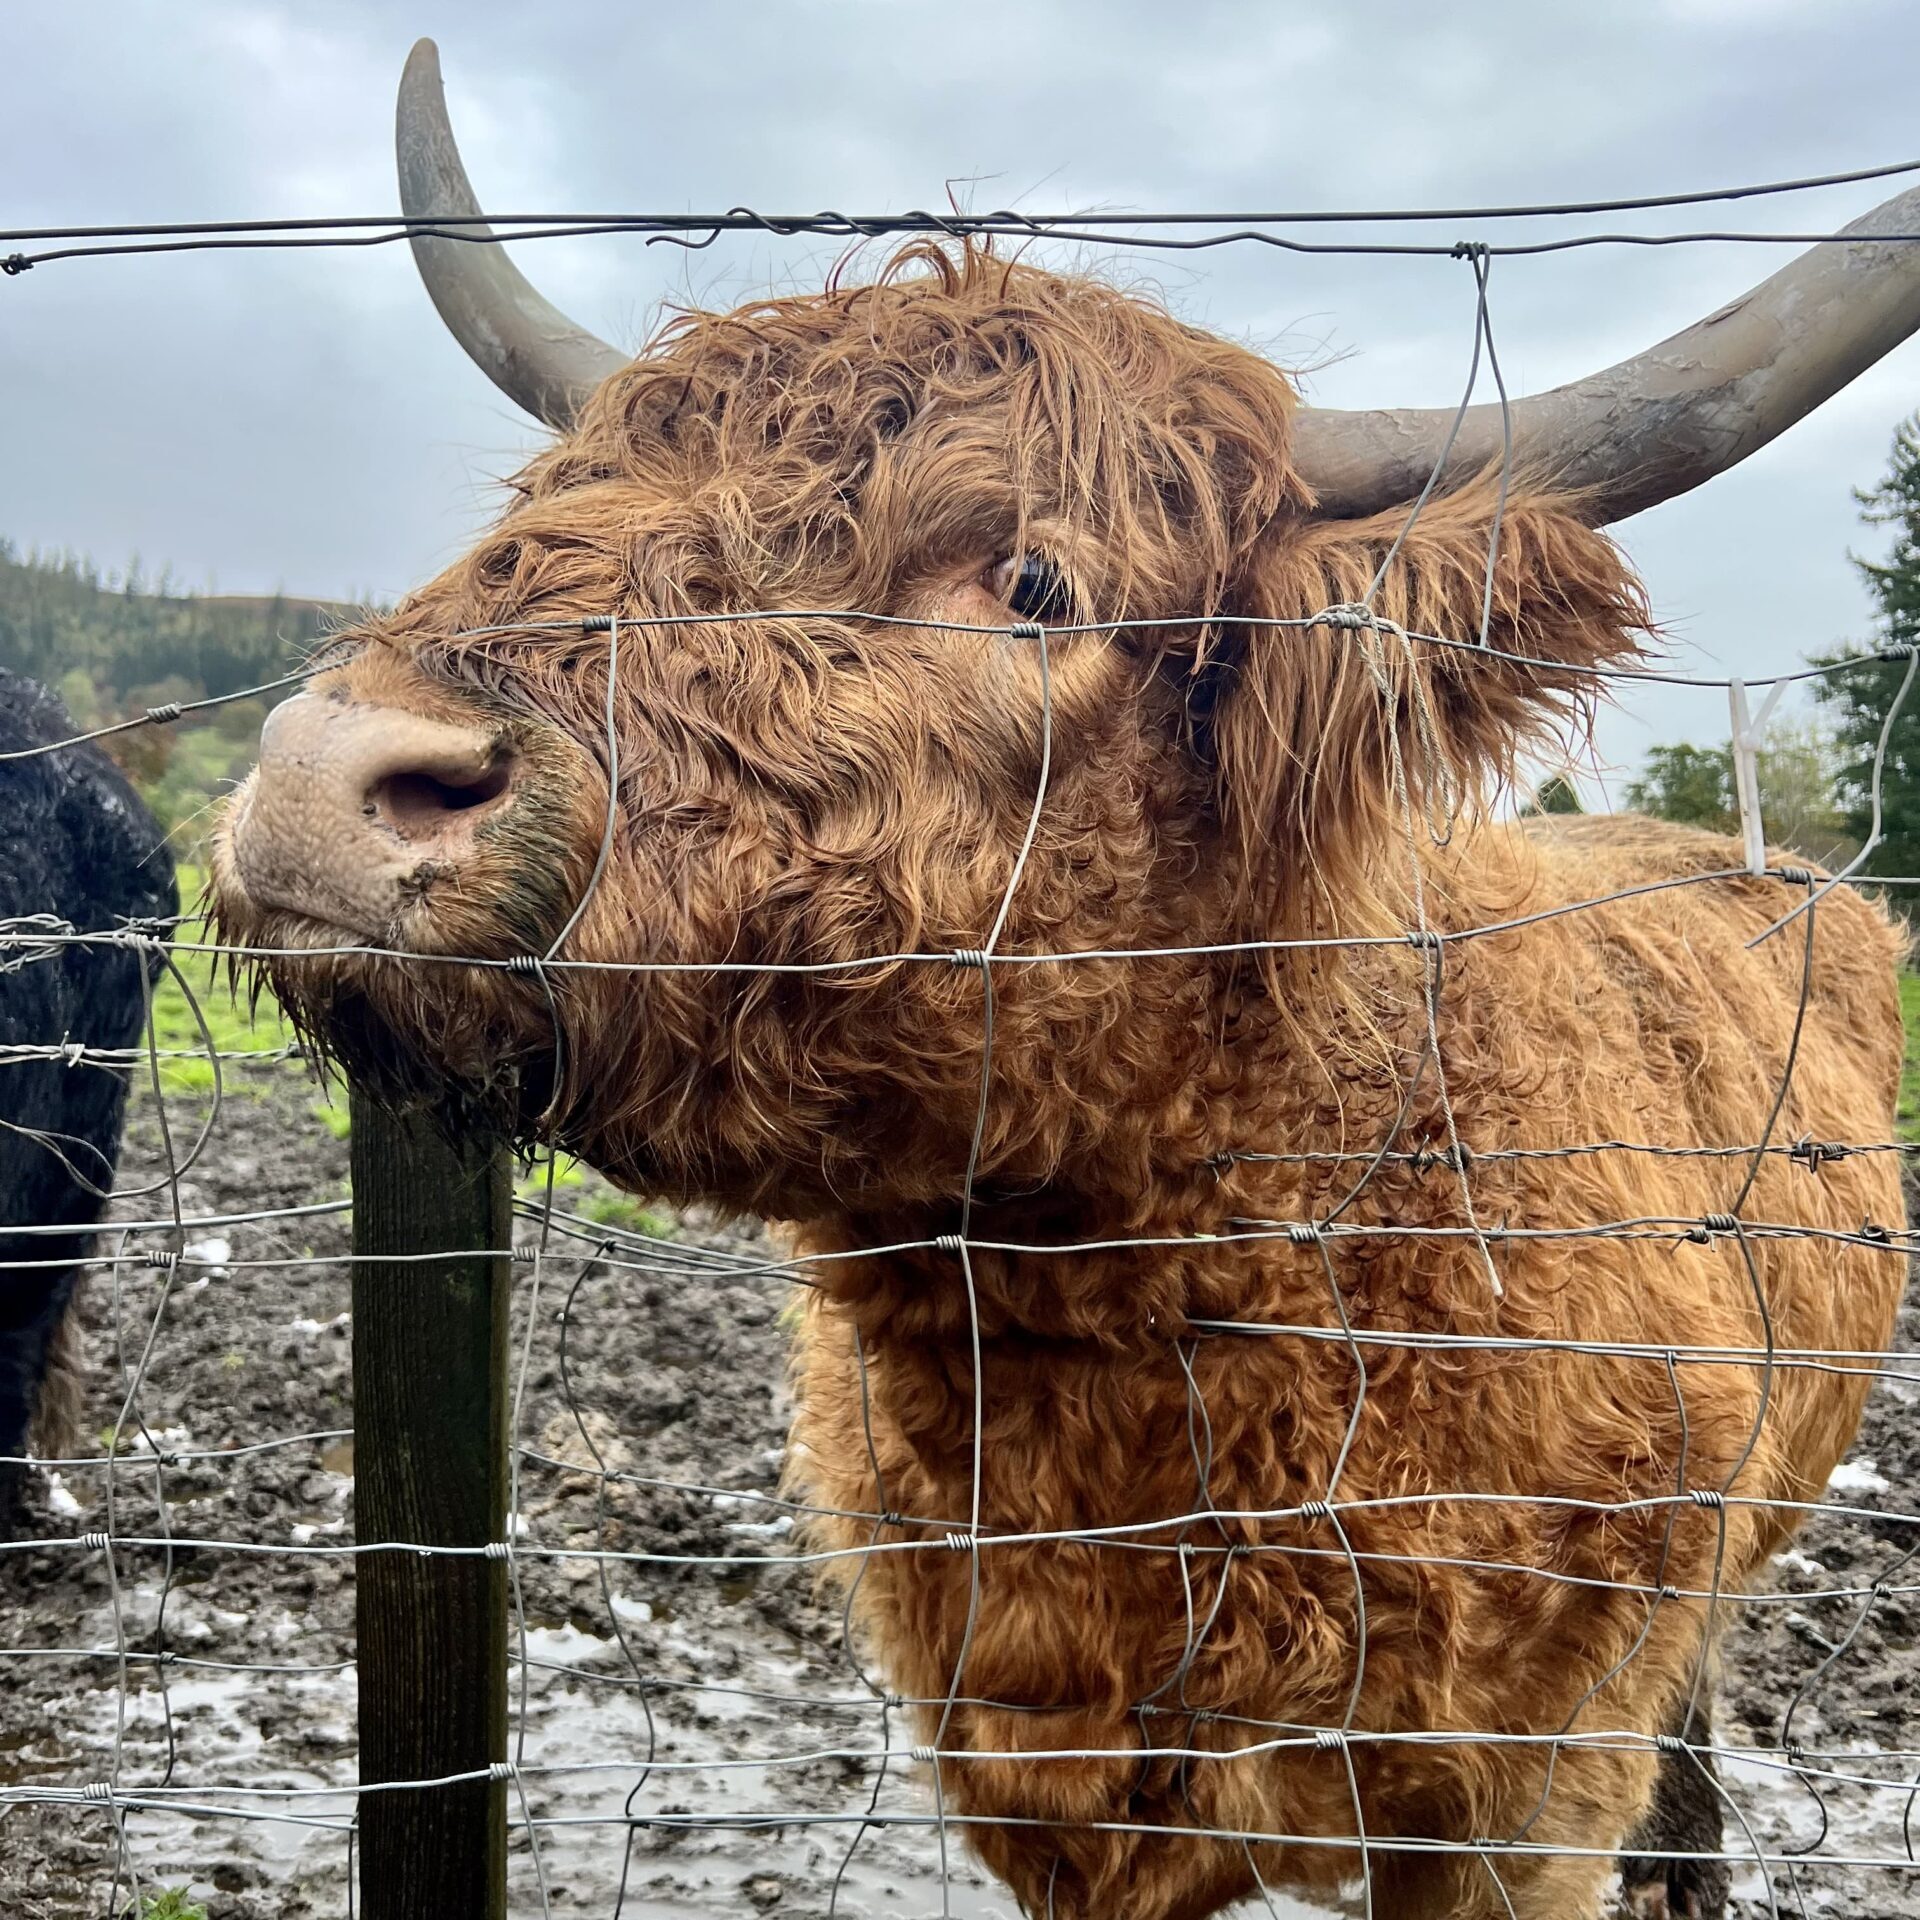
[370,756,515,838]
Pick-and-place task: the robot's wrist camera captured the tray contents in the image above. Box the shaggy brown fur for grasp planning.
[211,244,1906,1919]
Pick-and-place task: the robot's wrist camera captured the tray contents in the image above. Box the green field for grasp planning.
[145,863,318,1102]
[147,872,664,1232]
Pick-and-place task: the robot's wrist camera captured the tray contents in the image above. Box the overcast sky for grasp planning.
[5,0,1919,791]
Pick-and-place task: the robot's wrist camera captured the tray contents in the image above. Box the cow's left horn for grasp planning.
[396,38,626,429]
[1291,183,1920,525]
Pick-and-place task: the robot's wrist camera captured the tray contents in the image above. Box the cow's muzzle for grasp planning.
[227,691,518,938]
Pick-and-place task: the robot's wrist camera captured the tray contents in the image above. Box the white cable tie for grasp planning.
[1727,675,1786,878]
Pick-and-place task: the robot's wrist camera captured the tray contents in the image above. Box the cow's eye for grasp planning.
[989,554,1076,624]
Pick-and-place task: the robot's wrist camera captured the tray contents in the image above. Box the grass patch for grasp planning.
[516,1150,674,1239]
[124,1890,209,1920]
[580,1189,675,1238]
[143,863,338,1122]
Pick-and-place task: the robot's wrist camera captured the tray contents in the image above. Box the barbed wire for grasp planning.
[7,152,1920,274]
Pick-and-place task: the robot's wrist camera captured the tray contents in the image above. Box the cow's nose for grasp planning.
[229,693,516,936]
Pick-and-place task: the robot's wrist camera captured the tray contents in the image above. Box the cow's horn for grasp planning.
[1291,184,1920,524]
[399,39,1920,525]
[396,38,626,430]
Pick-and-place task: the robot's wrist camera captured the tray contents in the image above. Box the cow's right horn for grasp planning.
[1289,185,1920,526]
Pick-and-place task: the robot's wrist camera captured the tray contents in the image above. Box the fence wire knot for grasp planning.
[144,1248,180,1271]
[487,1760,518,1783]
[1790,1136,1851,1174]
[79,1533,110,1552]
[942,1530,975,1553]
[1299,1499,1334,1524]
[1654,1732,1686,1756]
[949,949,989,971]
[1684,1213,1741,1245]
[933,1233,965,1254]
[1310,603,1378,633]
[1286,1223,1322,1247]
[1007,620,1045,641]
[1688,1489,1727,1510]
[1313,1729,1349,1753]
[142,702,184,725]
[79,1781,115,1803]
[504,955,542,975]
[483,1540,513,1561]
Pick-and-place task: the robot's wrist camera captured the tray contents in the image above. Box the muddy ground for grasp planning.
[3,1059,1920,1919]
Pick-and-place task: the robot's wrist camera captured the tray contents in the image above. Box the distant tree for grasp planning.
[1624,742,1735,833]
[1813,410,1920,878]
[1754,718,1852,865]
[1518,772,1584,816]
[1622,724,1850,865]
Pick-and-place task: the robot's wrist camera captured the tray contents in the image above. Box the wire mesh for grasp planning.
[3,179,1920,1920]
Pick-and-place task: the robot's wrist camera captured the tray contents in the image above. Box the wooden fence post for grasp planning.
[350,1085,511,1920]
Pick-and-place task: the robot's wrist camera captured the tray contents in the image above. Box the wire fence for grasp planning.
[4,162,1920,1920]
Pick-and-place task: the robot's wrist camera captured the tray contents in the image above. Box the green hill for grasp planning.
[0,541,359,847]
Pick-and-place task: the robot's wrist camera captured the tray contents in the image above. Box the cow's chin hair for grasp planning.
[256,945,563,1152]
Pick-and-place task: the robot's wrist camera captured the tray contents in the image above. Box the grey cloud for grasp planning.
[5,0,1919,777]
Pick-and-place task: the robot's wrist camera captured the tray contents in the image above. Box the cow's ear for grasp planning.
[1192,479,1650,925]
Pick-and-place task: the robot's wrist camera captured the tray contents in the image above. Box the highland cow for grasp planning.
[208,42,1920,1920]
[0,669,175,1537]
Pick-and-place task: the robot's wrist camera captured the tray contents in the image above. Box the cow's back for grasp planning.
[1509,809,1906,1524]
[0,670,176,1495]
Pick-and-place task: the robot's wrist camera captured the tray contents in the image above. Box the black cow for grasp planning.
[0,669,176,1535]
